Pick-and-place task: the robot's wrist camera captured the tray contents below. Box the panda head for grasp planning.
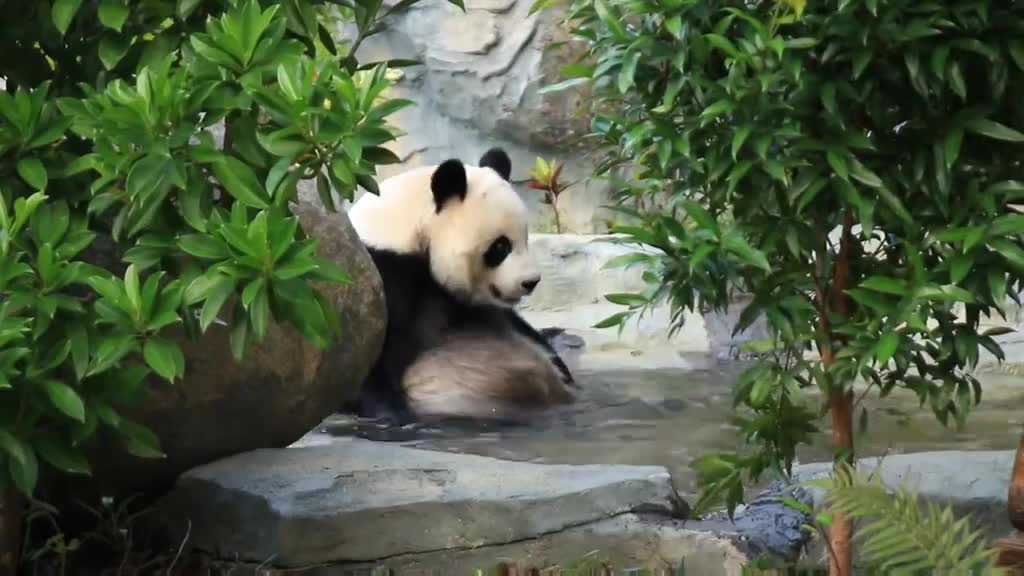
[426,148,541,308]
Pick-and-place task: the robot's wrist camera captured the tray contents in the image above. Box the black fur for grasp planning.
[353,247,574,424]
[430,159,467,212]
[479,147,512,181]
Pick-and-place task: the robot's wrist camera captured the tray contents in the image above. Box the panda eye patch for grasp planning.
[483,235,512,268]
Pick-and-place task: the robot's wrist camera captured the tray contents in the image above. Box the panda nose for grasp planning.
[522,277,540,294]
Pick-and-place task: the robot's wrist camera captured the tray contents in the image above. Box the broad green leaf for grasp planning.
[618,52,641,93]
[45,380,86,422]
[17,158,48,191]
[178,234,230,259]
[826,150,849,180]
[964,226,987,252]
[199,275,237,332]
[117,419,165,459]
[144,337,185,382]
[748,371,774,407]
[256,127,308,159]
[86,334,138,377]
[68,323,89,381]
[948,61,966,100]
[177,0,202,19]
[861,276,907,295]
[700,100,735,121]
[990,269,1008,304]
[602,253,654,269]
[317,171,336,212]
[265,157,293,200]
[987,181,1024,197]
[52,0,83,35]
[276,65,300,101]
[211,156,271,208]
[0,431,29,479]
[983,326,1015,337]
[966,118,1024,143]
[7,440,38,495]
[310,258,351,284]
[949,254,973,284]
[990,214,1024,237]
[681,200,718,235]
[944,129,963,170]
[848,158,882,188]
[875,332,899,365]
[126,154,172,202]
[784,37,817,49]
[876,186,913,225]
[917,284,975,303]
[990,239,1024,271]
[731,126,752,160]
[665,15,682,38]
[704,34,739,58]
[852,51,872,79]
[124,263,141,315]
[722,233,770,272]
[593,311,632,329]
[538,77,590,95]
[527,0,556,14]
[273,256,318,280]
[820,83,837,117]
[98,33,131,70]
[363,146,402,166]
[98,0,129,31]
[34,436,90,475]
[845,288,893,313]
[604,293,648,306]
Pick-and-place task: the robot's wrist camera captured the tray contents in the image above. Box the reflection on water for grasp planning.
[304,366,1024,495]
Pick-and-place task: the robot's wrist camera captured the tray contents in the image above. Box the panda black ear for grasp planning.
[431,158,468,213]
[479,147,512,181]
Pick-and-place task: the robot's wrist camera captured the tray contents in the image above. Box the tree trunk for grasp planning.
[0,488,22,574]
[829,389,855,576]
[994,434,1024,572]
[820,210,856,576]
[1008,432,1024,531]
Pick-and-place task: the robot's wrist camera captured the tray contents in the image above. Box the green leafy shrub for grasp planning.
[543,0,1024,571]
[0,0,454,506]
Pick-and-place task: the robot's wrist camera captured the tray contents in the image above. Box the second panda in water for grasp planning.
[346,147,579,425]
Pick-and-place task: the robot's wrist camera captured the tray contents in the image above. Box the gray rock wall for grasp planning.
[341,0,615,233]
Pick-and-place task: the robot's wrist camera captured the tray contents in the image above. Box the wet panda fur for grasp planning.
[346,147,577,424]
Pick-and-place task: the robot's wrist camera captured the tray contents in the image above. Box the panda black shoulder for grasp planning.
[365,247,438,318]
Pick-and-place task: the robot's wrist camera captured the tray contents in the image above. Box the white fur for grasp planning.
[348,161,539,307]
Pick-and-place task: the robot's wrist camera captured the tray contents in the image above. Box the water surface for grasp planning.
[302,366,1024,495]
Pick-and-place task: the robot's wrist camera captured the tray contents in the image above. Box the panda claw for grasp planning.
[550,355,576,387]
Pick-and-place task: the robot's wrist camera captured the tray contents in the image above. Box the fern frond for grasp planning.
[819,463,1005,575]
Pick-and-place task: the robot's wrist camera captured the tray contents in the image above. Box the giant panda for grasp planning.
[346,147,577,424]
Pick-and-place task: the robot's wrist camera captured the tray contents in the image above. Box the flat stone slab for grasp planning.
[215,514,749,576]
[153,438,682,567]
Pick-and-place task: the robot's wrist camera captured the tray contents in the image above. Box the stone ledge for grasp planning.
[152,438,684,567]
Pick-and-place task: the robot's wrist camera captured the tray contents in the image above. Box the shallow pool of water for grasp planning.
[302,365,1024,495]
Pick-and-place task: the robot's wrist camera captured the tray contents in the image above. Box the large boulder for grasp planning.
[66,194,385,499]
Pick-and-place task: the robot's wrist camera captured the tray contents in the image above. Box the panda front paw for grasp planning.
[550,355,579,388]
